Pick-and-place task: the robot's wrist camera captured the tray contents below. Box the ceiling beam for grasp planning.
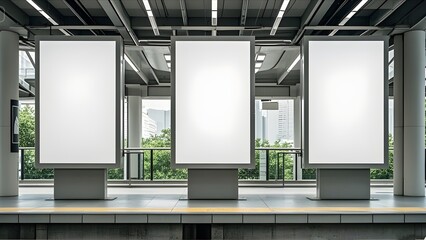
[179,0,188,35]
[109,0,139,44]
[179,0,188,25]
[290,0,323,44]
[411,15,426,30]
[30,0,65,25]
[63,0,104,35]
[378,0,424,26]
[110,0,160,85]
[292,0,335,44]
[0,0,34,37]
[124,51,149,85]
[28,24,398,33]
[130,16,301,28]
[239,0,249,35]
[98,0,134,44]
[277,50,300,85]
[0,0,30,26]
[98,0,159,85]
[27,25,299,31]
[361,0,406,36]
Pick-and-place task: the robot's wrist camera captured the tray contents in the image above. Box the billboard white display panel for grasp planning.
[36,36,123,168]
[171,37,254,168]
[302,37,388,168]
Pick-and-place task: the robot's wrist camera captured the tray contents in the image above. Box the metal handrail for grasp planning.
[17,146,395,182]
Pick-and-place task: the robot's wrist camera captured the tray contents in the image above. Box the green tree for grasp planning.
[370,135,394,179]
[19,106,35,147]
[142,128,187,179]
[238,139,294,180]
[19,106,53,179]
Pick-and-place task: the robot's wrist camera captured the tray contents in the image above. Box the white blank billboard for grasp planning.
[36,37,122,167]
[304,38,388,167]
[172,37,254,168]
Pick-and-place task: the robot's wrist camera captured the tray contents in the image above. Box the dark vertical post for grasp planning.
[294,153,298,180]
[137,153,141,179]
[150,149,154,181]
[141,151,144,180]
[20,149,25,180]
[266,149,269,181]
[126,153,130,180]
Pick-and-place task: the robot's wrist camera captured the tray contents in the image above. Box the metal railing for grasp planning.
[18,147,302,182]
[18,146,400,182]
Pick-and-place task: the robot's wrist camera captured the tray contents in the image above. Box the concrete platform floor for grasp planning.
[0,187,425,217]
[1,187,426,239]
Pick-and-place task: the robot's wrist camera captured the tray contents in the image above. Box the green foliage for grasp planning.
[19,106,54,179]
[142,128,187,179]
[19,106,35,147]
[239,139,294,180]
[108,168,124,179]
[370,135,394,179]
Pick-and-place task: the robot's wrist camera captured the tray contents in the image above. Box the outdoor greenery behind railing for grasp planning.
[19,105,394,180]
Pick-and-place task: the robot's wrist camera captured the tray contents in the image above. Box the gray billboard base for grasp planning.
[53,169,114,200]
[308,169,371,200]
[187,169,239,200]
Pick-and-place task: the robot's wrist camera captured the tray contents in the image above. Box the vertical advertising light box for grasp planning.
[171,36,255,169]
[35,36,123,168]
[302,36,389,169]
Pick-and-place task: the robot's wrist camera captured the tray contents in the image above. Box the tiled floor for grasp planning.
[0,186,422,213]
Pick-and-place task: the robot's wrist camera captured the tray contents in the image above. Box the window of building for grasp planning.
[19,51,35,79]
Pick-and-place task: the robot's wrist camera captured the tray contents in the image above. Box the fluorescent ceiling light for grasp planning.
[255,69,259,73]
[255,62,262,68]
[124,54,140,73]
[212,0,217,26]
[330,0,368,36]
[256,54,266,61]
[26,0,42,11]
[212,0,217,11]
[286,54,300,73]
[167,62,171,68]
[142,0,152,11]
[26,0,70,36]
[147,13,160,35]
[280,0,290,11]
[329,29,339,36]
[142,0,160,36]
[344,11,356,20]
[353,0,368,12]
[164,54,171,61]
[212,11,217,26]
[270,0,290,35]
[270,16,282,36]
[59,29,71,36]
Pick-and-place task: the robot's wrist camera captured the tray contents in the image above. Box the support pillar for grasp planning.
[293,96,302,180]
[0,31,19,196]
[403,31,425,196]
[291,84,302,180]
[393,34,404,195]
[127,85,142,179]
[393,31,425,197]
